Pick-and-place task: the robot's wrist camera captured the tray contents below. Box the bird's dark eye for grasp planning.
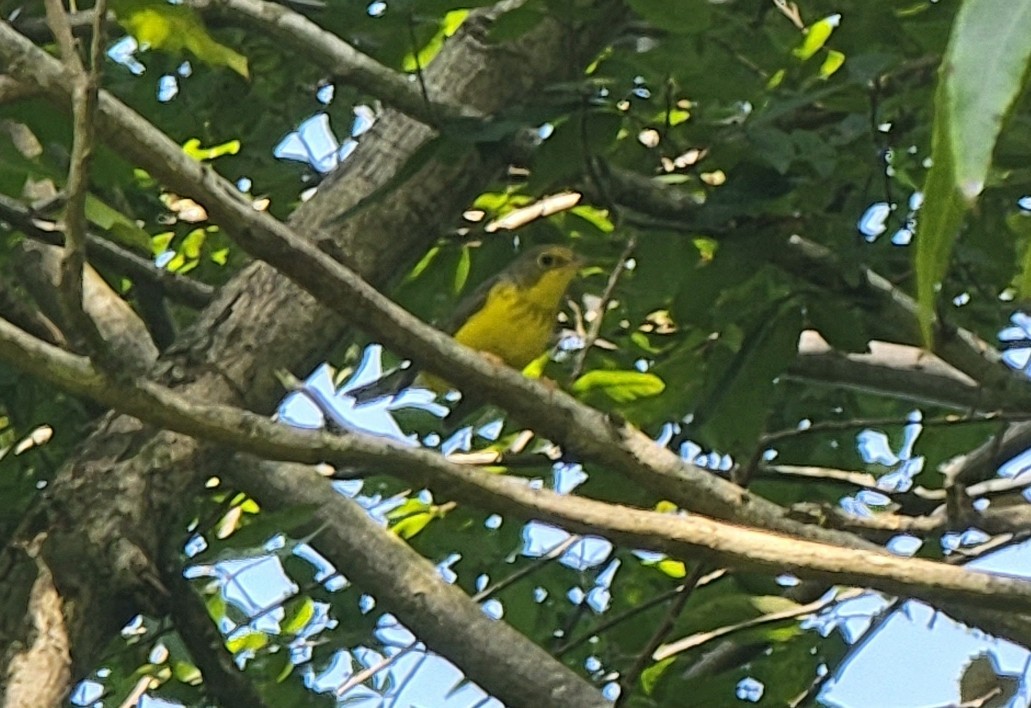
[539,253,556,268]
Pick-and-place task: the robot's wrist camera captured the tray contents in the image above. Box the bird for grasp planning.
[347,244,583,405]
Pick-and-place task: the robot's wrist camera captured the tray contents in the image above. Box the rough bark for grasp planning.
[0,1,625,701]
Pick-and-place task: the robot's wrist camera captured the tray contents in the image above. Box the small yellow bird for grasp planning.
[348,244,582,403]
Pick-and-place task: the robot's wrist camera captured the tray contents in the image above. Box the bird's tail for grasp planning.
[345,366,418,404]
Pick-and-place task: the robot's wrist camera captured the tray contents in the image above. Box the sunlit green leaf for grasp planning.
[454,244,471,294]
[226,630,268,654]
[916,0,1031,342]
[945,0,1031,202]
[280,596,316,635]
[183,138,241,161]
[793,14,841,61]
[640,657,676,696]
[650,557,686,578]
[403,10,469,71]
[109,0,249,77]
[819,49,846,78]
[572,369,665,403]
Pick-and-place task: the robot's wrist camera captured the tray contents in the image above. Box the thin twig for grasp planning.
[615,563,711,706]
[762,410,1019,445]
[184,0,478,127]
[554,568,727,657]
[654,587,866,661]
[406,15,434,122]
[772,0,805,30]
[336,641,422,698]
[43,0,113,363]
[472,535,579,602]
[570,234,637,380]
[555,585,680,657]
[388,648,432,707]
[790,597,900,706]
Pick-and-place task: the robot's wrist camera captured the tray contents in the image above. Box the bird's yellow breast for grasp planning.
[454,281,555,369]
[416,254,578,393]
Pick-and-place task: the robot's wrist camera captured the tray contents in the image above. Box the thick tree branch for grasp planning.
[188,0,482,128]
[0,271,65,347]
[945,423,1031,488]
[240,461,607,708]
[10,10,112,43]
[0,3,638,696]
[3,319,1031,619]
[13,241,159,365]
[778,236,1017,394]
[0,73,38,102]
[1,539,73,707]
[791,334,1031,413]
[0,16,876,547]
[0,182,214,310]
[596,167,1029,405]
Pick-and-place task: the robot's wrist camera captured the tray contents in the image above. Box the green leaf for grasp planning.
[568,204,614,234]
[403,9,468,71]
[454,244,471,294]
[183,138,241,161]
[387,403,448,437]
[488,4,546,42]
[84,195,152,252]
[226,630,268,654]
[806,298,870,353]
[109,0,249,77]
[819,49,846,78]
[386,497,431,520]
[528,111,623,192]
[945,0,1031,202]
[1017,227,1031,299]
[171,661,202,685]
[917,0,1031,343]
[280,596,315,635]
[793,14,841,61]
[914,79,967,346]
[627,0,711,32]
[406,245,442,282]
[694,300,804,455]
[640,657,676,696]
[571,370,665,404]
[647,557,686,579]
[387,498,438,539]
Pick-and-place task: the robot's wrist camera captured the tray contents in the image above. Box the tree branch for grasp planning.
[3,318,1031,619]
[0,5,633,694]
[791,333,1031,413]
[43,0,113,364]
[0,16,879,547]
[188,0,481,128]
[240,461,607,707]
[0,192,214,309]
[595,167,1029,404]
[13,241,159,365]
[778,235,1017,394]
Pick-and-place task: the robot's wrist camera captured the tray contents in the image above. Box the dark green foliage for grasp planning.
[3,0,1030,705]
